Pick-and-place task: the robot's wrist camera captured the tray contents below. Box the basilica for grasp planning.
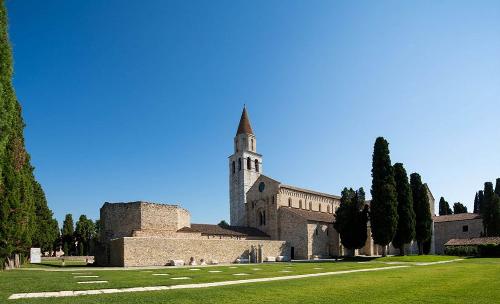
[97,106,436,266]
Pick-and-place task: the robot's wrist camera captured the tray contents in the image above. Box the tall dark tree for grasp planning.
[473,192,480,214]
[334,187,368,255]
[453,202,467,214]
[370,137,398,256]
[438,197,453,215]
[482,182,494,236]
[0,1,41,268]
[61,214,74,256]
[482,181,500,237]
[392,163,415,255]
[489,195,500,237]
[411,173,432,255]
[477,190,484,215]
[495,178,500,196]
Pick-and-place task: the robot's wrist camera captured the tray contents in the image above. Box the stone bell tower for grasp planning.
[229,106,262,226]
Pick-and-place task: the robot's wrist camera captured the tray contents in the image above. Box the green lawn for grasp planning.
[1,256,498,303]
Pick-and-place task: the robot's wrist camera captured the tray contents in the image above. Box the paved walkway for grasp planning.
[9,265,409,300]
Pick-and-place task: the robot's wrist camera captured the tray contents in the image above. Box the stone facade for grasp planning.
[433,213,483,254]
[100,201,190,243]
[109,237,288,267]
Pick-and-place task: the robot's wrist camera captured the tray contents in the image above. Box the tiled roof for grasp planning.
[184,224,269,237]
[444,237,500,246]
[236,106,254,135]
[433,213,481,223]
[280,184,341,200]
[281,206,335,223]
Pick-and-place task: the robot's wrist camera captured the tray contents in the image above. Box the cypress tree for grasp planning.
[62,214,74,256]
[482,182,494,236]
[334,187,368,255]
[438,197,453,215]
[392,163,415,255]
[478,190,484,215]
[473,192,480,214]
[489,195,500,237]
[411,173,432,255]
[453,202,467,214]
[495,178,500,196]
[0,1,38,268]
[370,137,398,256]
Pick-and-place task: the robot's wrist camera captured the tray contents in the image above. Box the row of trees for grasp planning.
[438,198,467,215]
[61,214,99,256]
[370,137,432,256]
[475,179,500,237]
[335,137,433,257]
[0,1,59,269]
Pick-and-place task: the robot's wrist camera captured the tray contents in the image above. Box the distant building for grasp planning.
[433,213,483,254]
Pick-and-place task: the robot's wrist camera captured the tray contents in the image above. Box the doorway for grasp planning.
[290,247,295,260]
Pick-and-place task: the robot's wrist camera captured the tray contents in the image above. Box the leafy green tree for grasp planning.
[438,197,453,215]
[334,187,368,255]
[218,220,229,227]
[61,214,74,256]
[370,137,398,256]
[411,173,432,255]
[392,163,415,255]
[453,202,467,214]
[75,215,96,256]
[32,181,59,253]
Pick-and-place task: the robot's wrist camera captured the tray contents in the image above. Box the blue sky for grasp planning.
[6,1,500,225]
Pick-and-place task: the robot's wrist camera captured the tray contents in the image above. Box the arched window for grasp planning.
[235,139,238,152]
[251,139,254,151]
[315,228,318,236]
[238,158,241,171]
[232,161,235,174]
[259,210,266,226]
[255,159,259,172]
[288,198,292,207]
[327,205,331,213]
[247,157,252,170]
[299,200,302,209]
[326,227,329,236]
[309,202,312,210]
[319,204,322,212]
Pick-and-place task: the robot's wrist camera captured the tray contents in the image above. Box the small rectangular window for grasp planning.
[462,225,468,232]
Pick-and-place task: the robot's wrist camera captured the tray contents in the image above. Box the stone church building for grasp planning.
[97,107,438,266]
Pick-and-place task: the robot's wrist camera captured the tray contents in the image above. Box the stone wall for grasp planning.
[100,201,191,243]
[307,222,338,258]
[100,202,142,243]
[278,208,308,259]
[434,218,483,254]
[109,237,289,267]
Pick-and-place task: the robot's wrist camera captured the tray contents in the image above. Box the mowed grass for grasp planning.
[0,256,498,304]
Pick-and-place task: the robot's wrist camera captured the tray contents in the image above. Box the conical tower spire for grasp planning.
[236,106,254,135]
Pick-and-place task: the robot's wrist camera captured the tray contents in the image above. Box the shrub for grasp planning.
[478,244,500,257]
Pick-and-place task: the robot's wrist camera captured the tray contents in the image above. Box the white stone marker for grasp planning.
[30,248,41,264]
[152,273,170,276]
[232,273,249,276]
[74,275,99,278]
[208,270,222,273]
[170,277,191,280]
[77,281,108,284]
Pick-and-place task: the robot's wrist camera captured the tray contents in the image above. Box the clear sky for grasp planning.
[6,0,500,225]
